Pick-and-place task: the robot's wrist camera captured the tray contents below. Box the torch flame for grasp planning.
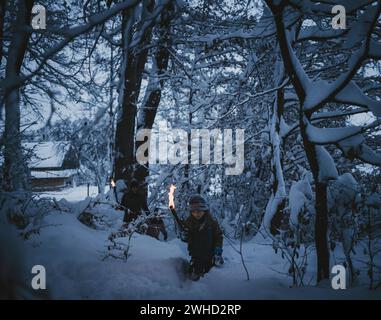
[168,184,176,209]
[111,179,116,188]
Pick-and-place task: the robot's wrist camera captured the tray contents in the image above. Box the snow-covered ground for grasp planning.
[35,185,108,202]
[16,188,380,300]
[23,210,381,299]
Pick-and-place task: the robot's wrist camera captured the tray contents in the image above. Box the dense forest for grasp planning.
[0,0,380,299]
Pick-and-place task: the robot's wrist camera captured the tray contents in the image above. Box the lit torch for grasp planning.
[168,184,176,209]
[168,184,186,231]
[111,179,119,205]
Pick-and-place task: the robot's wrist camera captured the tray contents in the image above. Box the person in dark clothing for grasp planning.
[121,179,149,224]
[141,208,168,240]
[182,194,224,280]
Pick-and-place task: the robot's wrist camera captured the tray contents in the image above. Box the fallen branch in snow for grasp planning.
[239,225,250,281]
[103,211,167,261]
[103,229,133,261]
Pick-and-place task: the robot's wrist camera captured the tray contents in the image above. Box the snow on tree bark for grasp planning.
[134,2,174,202]
[260,51,286,235]
[114,1,156,183]
[3,0,34,191]
[265,0,381,282]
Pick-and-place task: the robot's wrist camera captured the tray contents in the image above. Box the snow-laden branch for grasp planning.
[306,119,381,145]
[1,0,141,93]
[269,0,380,115]
[297,27,348,42]
[286,28,312,93]
[356,144,381,166]
[316,146,338,182]
[312,108,370,121]
[334,81,381,117]
[283,106,370,136]
[303,3,381,112]
[289,0,375,16]
[129,0,173,48]
[179,6,300,45]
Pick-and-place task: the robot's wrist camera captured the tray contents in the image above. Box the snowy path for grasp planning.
[23,207,381,300]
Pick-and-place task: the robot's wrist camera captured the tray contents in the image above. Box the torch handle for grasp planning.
[169,207,187,232]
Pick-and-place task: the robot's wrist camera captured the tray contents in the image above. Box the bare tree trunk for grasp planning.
[0,0,6,67]
[134,3,173,202]
[108,37,116,183]
[314,181,330,281]
[301,118,330,282]
[114,1,154,182]
[3,0,34,191]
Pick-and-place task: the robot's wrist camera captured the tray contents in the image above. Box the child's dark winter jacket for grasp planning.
[121,191,149,223]
[183,212,223,260]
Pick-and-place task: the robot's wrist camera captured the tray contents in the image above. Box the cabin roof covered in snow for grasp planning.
[30,169,78,179]
[24,141,72,169]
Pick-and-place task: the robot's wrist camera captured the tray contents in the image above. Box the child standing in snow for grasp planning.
[181,194,224,280]
[121,179,149,225]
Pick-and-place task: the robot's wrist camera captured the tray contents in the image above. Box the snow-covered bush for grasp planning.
[357,191,381,289]
[328,173,361,285]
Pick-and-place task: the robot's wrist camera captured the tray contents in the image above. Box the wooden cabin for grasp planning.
[25,141,80,191]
